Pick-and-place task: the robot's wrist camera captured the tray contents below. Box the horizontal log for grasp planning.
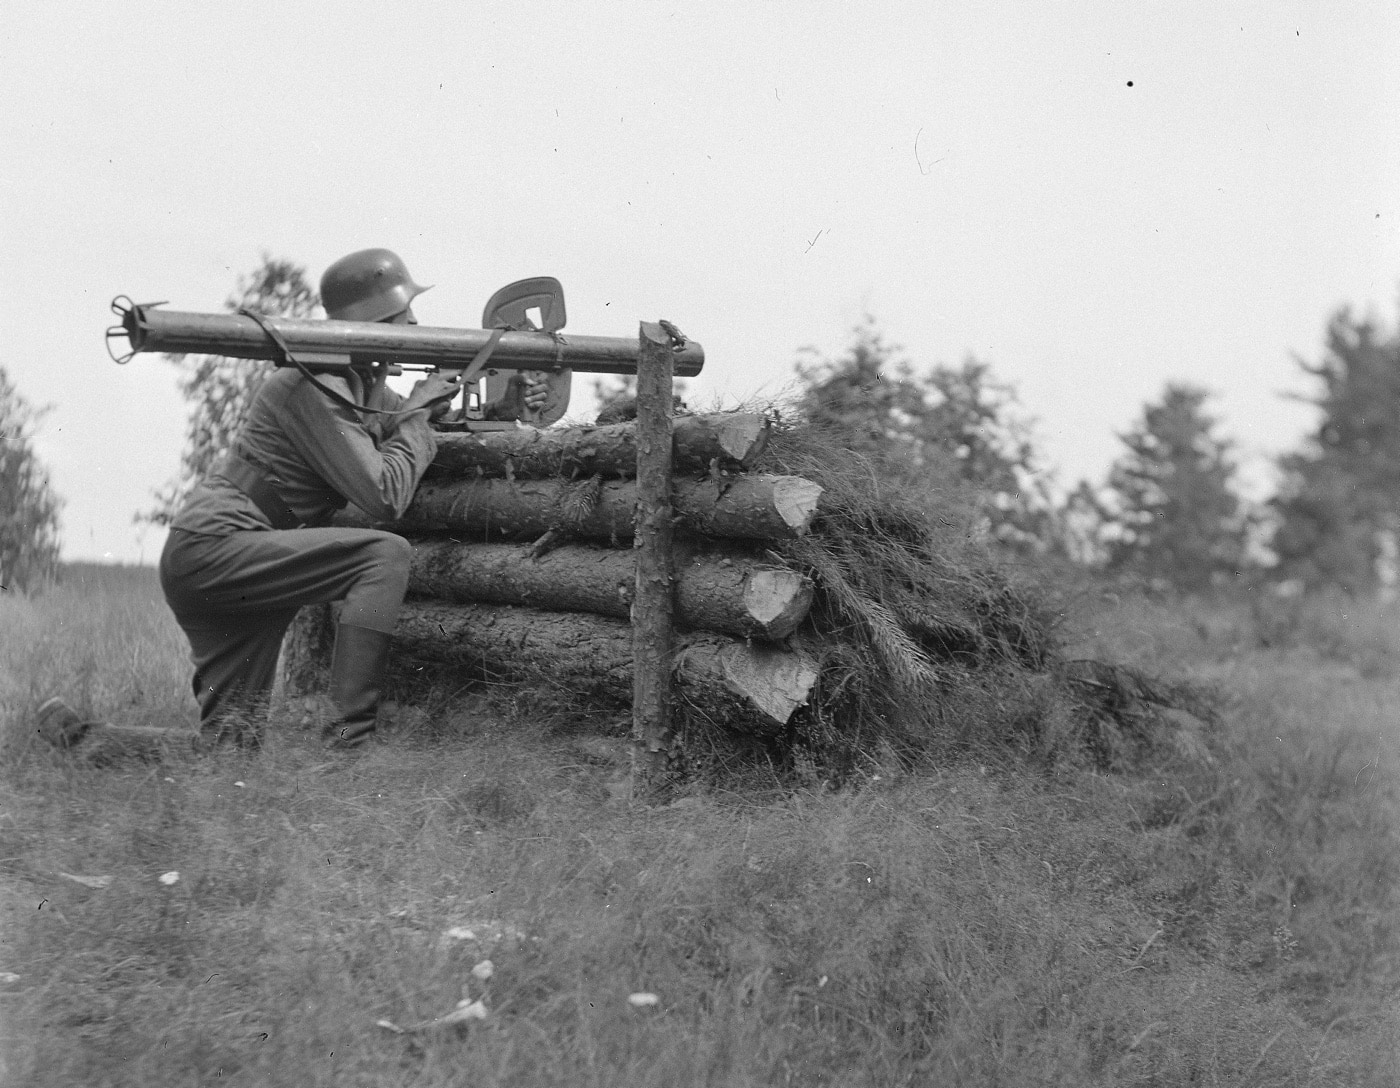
[78,724,202,763]
[394,601,817,733]
[408,540,813,641]
[369,473,822,543]
[36,697,197,761]
[428,412,770,479]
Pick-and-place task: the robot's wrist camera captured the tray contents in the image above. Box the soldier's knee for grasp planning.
[366,531,410,563]
[369,533,413,578]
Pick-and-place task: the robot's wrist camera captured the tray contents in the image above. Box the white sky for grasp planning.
[3,1,1397,563]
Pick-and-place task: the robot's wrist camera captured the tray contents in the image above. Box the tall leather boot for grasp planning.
[323,623,393,750]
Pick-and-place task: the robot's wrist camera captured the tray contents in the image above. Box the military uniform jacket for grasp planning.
[171,369,437,535]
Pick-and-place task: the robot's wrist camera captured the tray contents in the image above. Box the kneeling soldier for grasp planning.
[155,248,544,750]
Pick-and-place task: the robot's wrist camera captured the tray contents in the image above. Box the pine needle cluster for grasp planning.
[753,413,1212,773]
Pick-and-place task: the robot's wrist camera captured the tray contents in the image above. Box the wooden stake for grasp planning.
[631,322,677,797]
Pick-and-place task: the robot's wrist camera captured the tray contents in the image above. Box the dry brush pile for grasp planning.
[284,409,1211,771]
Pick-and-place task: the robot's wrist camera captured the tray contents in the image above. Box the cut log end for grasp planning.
[718,643,819,726]
[674,639,819,732]
[711,414,769,465]
[741,570,816,641]
[772,477,824,536]
[35,697,92,749]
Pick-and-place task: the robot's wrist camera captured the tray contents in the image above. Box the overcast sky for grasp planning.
[3,1,1397,563]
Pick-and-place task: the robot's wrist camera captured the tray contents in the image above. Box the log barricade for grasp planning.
[290,410,825,734]
[283,393,1152,772]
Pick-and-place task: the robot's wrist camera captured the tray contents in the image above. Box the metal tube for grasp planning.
[114,301,705,377]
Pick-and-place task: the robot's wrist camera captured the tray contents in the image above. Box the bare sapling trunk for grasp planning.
[631,321,677,795]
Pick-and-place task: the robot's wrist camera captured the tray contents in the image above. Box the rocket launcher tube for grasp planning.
[108,298,705,377]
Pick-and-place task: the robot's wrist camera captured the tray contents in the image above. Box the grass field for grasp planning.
[1,565,1397,1086]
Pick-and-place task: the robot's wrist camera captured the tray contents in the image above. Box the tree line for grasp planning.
[788,307,1400,597]
[2,254,1398,596]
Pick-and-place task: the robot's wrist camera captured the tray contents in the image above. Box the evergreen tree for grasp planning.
[1054,479,1113,568]
[1271,307,1400,592]
[914,358,1052,547]
[794,318,919,461]
[0,367,62,592]
[1098,383,1246,592]
[144,256,319,525]
[794,318,1052,548]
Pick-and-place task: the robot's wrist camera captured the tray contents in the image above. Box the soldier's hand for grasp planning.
[404,373,461,421]
[366,361,392,412]
[489,371,550,421]
[518,371,550,414]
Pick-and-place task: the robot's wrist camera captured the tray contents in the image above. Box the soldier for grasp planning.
[157,248,546,751]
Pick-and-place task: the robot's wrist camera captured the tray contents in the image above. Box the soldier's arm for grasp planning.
[281,376,436,521]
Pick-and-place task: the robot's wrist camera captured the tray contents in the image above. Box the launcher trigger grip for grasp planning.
[481,277,570,427]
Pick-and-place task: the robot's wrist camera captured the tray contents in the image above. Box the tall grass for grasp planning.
[1,567,1397,1085]
[0,563,194,737]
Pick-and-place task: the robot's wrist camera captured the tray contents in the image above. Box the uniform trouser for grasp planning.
[159,527,412,737]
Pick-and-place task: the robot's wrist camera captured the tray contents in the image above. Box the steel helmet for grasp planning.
[320,248,431,322]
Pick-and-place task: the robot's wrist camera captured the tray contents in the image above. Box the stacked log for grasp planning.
[426,411,772,478]
[407,540,814,642]
[395,473,823,543]
[302,411,824,734]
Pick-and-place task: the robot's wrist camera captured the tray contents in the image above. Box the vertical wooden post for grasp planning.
[631,321,677,798]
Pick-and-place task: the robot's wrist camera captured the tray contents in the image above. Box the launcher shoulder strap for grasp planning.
[238,307,404,417]
[238,307,504,422]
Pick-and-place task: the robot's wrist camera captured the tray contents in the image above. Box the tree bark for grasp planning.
[279,602,337,697]
[375,472,822,543]
[407,539,814,641]
[393,601,817,734]
[427,411,770,479]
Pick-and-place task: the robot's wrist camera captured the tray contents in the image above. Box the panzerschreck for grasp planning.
[109,276,703,427]
[107,298,705,378]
